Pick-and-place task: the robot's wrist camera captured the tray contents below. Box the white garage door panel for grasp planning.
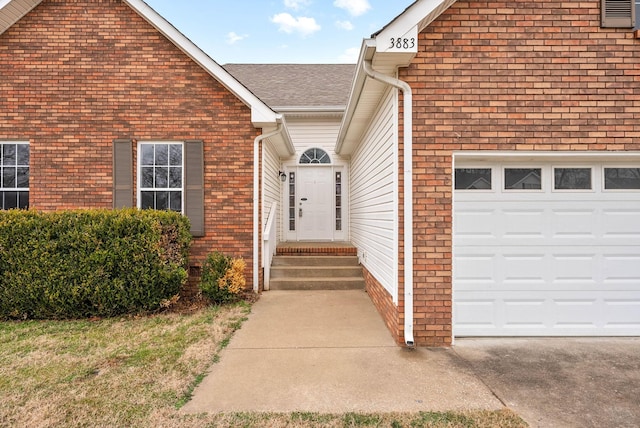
[454,161,640,336]
[455,291,640,335]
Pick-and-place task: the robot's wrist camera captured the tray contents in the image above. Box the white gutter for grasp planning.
[363,60,414,347]
[253,122,285,293]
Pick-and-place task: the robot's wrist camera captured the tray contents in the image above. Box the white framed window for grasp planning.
[1,142,29,209]
[454,168,493,190]
[138,142,184,212]
[603,167,640,190]
[300,148,331,164]
[553,167,593,191]
[503,167,543,191]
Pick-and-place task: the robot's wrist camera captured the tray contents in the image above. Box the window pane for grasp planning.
[141,191,154,209]
[289,172,296,231]
[554,168,591,190]
[17,144,29,165]
[604,168,640,189]
[154,167,168,188]
[169,167,182,188]
[300,148,330,164]
[141,167,154,188]
[16,167,29,188]
[3,145,16,166]
[169,144,182,166]
[18,191,28,209]
[141,145,155,166]
[155,144,168,165]
[455,168,492,190]
[169,191,182,212]
[3,167,15,188]
[505,168,542,190]
[3,191,17,209]
[155,191,169,210]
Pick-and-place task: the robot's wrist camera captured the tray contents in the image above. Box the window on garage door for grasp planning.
[604,167,640,190]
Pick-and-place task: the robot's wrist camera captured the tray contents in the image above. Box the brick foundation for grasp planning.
[363,267,404,346]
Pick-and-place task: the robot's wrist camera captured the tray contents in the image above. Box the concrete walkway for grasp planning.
[183,290,502,413]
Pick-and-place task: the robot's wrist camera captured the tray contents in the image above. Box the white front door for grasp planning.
[297,167,333,240]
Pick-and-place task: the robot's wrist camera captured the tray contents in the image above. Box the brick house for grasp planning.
[0,0,294,291]
[2,0,640,347]
[339,0,640,346]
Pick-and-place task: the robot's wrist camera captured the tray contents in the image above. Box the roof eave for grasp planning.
[265,115,296,157]
[123,0,281,129]
[0,0,42,36]
[0,0,281,130]
[335,0,458,155]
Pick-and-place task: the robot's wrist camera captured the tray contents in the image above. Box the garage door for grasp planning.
[453,160,640,336]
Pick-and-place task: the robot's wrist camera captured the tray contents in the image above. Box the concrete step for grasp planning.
[269,277,365,291]
[270,265,363,279]
[272,255,359,267]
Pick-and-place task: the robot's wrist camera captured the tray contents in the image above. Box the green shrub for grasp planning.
[0,209,191,320]
[199,252,246,304]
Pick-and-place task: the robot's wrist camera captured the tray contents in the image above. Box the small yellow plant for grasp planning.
[217,258,246,295]
[199,252,246,303]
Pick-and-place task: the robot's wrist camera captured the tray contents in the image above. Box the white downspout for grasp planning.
[253,122,285,293]
[363,60,414,347]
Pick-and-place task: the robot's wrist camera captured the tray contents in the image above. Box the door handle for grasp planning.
[299,207,303,218]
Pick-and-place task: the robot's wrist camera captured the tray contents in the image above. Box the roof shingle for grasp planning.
[223,63,356,110]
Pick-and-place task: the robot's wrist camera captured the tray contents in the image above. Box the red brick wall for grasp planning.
[363,267,403,346]
[0,0,260,287]
[399,0,640,346]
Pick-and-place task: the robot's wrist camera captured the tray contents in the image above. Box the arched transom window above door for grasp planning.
[299,148,331,164]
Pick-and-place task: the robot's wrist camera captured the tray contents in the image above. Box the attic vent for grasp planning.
[601,0,636,27]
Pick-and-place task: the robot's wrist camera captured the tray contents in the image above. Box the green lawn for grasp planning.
[0,302,526,427]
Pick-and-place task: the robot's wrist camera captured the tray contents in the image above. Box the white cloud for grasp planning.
[335,20,354,31]
[271,13,321,37]
[226,32,248,45]
[338,47,359,63]
[284,0,311,10]
[333,0,370,16]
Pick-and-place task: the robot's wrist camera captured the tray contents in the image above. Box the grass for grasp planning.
[0,301,527,428]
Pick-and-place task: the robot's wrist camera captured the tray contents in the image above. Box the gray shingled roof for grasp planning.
[223,64,356,110]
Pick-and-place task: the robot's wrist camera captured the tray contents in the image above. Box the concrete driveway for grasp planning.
[453,338,640,428]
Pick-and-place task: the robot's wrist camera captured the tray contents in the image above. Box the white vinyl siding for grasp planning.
[263,138,282,242]
[287,117,341,158]
[350,89,398,302]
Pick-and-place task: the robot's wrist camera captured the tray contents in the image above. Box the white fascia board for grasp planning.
[376,0,458,47]
[335,39,376,155]
[124,0,279,128]
[336,0,459,156]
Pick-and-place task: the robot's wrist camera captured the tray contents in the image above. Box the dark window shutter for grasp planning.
[184,140,205,237]
[602,0,635,27]
[112,139,133,208]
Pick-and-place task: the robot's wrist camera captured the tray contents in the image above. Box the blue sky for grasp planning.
[144,0,415,64]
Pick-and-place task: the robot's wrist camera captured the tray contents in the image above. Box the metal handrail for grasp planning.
[262,202,278,290]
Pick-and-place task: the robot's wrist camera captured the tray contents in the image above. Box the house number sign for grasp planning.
[379,26,418,53]
[389,38,416,50]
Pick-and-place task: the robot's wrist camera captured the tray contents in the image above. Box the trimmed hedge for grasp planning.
[0,209,191,320]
